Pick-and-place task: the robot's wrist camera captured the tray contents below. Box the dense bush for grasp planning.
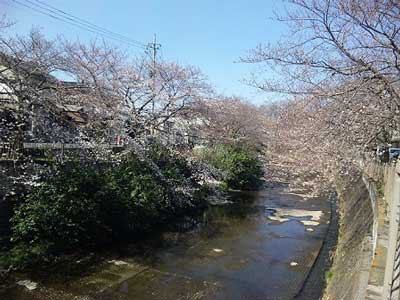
[4,163,107,268]
[1,142,263,269]
[103,154,172,238]
[1,146,207,269]
[146,142,193,184]
[198,144,264,190]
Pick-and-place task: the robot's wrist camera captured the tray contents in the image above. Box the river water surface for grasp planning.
[2,186,331,300]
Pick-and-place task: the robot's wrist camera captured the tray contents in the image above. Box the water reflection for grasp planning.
[109,188,330,300]
[1,188,329,300]
[169,191,263,234]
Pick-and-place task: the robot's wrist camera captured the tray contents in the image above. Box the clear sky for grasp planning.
[1,0,287,104]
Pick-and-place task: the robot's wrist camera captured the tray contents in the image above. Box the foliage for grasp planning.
[146,142,193,184]
[2,146,207,270]
[6,163,108,268]
[102,154,171,238]
[198,144,264,190]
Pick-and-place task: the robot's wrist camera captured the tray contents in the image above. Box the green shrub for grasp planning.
[143,142,205,213]
[146,142,193,184]
[4,146,207,269]
[10,163,108,261]
[198,144,264,190]
[102,154,172,237]
[0,242,51,270]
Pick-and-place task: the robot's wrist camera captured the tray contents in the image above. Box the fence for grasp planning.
[383,161,400,299]
[389,224,400,298]
[0,142,124,160]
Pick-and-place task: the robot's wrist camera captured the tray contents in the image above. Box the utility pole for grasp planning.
[146,34,161,115]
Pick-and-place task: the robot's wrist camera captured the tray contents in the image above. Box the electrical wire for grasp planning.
[29,0,146,48]
[10,0,147,49]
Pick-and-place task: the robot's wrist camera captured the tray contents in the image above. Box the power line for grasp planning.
[10,0,147,49]
[12,0,146,49]
[29,0,146,48]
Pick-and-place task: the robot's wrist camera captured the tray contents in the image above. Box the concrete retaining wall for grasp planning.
[323,173,374,300]
[324,161,400,300]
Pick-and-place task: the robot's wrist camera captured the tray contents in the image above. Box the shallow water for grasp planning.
[2,187,330,300]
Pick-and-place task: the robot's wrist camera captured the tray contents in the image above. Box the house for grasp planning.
[1,53,132,146]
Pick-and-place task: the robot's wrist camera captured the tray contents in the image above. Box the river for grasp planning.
[2,185,334,300]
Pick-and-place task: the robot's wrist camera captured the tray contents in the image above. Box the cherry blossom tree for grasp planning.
[193,95,267,147]
[243,0,400,189]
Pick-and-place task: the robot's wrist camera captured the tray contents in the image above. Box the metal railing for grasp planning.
[384,162,400,300]
[0,142,124,160]
[390,223,400,298]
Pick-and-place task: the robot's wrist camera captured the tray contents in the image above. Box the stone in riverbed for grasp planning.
[301,220,320,226]
[17,280,38,291]
[267,215,290,223]
[266,207,323,225]
[108,260,130,266]
[212,248,224,253]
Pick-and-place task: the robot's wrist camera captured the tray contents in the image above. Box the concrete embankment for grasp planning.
[324,161,400,300]
[323,173,375,300]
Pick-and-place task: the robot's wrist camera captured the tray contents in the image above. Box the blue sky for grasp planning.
[1,0,287,104]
